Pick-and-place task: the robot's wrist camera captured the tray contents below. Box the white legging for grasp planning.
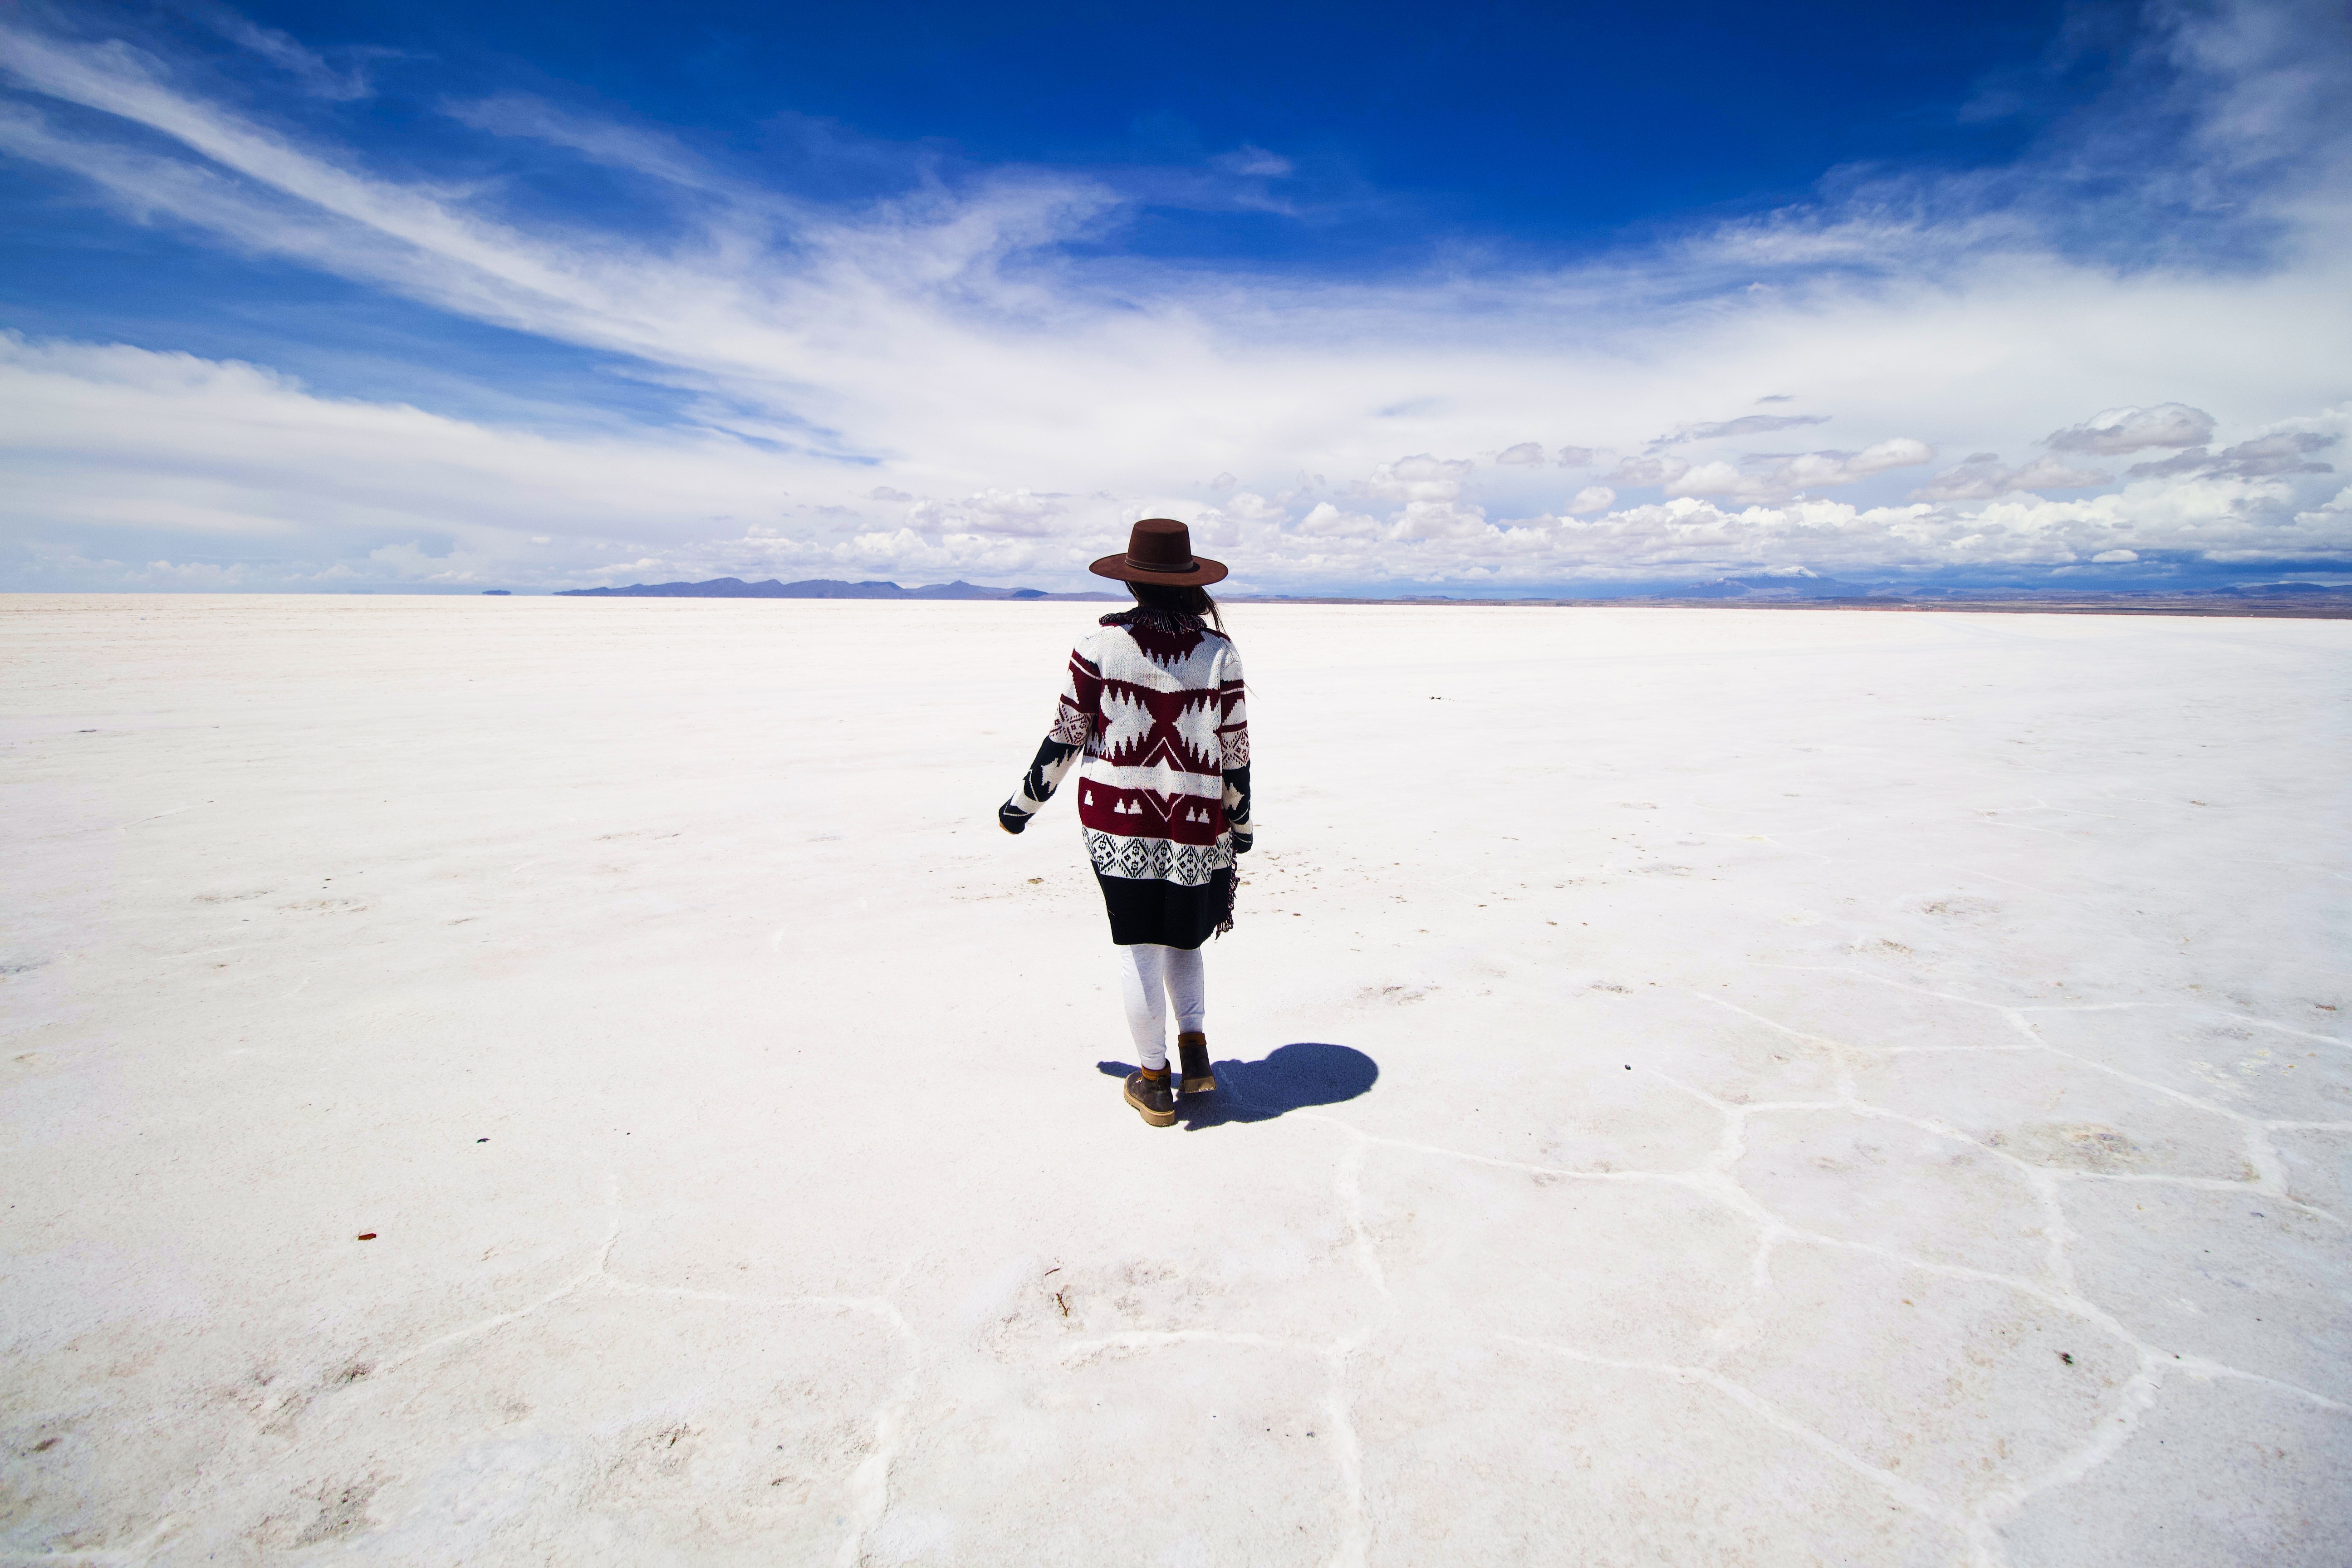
[1118,943,1205,1071]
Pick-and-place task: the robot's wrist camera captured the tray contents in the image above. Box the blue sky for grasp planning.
[202,0,2073,255]
[1,0,2348,594]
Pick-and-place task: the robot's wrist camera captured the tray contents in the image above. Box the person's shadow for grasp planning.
[1097,1043,1379,1131]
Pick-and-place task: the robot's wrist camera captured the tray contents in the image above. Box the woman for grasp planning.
[998,519,1253,1127]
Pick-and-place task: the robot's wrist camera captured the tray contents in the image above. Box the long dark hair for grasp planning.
[1129,580,1227,638]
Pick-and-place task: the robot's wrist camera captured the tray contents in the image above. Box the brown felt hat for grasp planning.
[1088,518,1228,586]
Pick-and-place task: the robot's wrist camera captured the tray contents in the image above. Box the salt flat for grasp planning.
[2,594,2347,1567]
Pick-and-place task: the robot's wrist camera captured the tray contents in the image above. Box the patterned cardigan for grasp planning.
[999,609,1253,882]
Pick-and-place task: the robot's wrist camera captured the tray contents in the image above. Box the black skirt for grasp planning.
[1096,867,1234,949]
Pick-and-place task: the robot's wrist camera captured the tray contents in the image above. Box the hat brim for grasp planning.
[1088,552,1229,587]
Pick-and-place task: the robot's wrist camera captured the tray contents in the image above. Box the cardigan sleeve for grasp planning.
[998,641,1102,833]
[1218,647,1252,851]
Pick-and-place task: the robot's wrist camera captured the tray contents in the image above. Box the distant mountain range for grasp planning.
[543,573,2350,618]
[1658,576,2352,603]
[555,577,1117,600]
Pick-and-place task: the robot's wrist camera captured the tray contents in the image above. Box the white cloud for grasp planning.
[0,334,839,583]
[2123,431,2337,479]
[2005,453,2116,490]
[1912,453,2011,502]
[0,4,2348,592]
[195,5,378,101]
[904,488,1070,538]
[1845,437,1936,476]
[444,94,723,190]
[1179,489,1288,548]
[1357,454,1475,503]
[1493,442,1544,465]
[1670,461,1744,495]
[2043,403,2217,454]
[1211,146,1294,179]
[1388,500,1490,540]
[1604,455,1691,488]
[1649,438,1936,505]
[1652,412,1832,446]
[1296,502,1380,539]
[7,340,2347,595]
[1218,491,1287,522]
[1912,452,2113,501]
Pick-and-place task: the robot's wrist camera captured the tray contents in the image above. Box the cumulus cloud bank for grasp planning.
[1,0,2350,592]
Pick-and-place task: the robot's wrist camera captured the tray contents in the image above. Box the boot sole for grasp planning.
[1178,1075,1215,1095]
[1125,1086,1177,1127]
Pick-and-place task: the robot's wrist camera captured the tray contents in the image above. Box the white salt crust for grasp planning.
[1,595,2345,1566]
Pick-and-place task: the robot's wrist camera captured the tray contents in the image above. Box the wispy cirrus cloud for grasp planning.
[189,2,383,101]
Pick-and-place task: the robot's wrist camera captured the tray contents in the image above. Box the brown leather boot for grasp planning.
[1124,1063,1176,1127]
[1176,1032,1215,1095]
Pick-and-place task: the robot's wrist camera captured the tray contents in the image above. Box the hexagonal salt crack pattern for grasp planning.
[1737,1108,2057,1279]
[1848,1049,2256,1181]
[1352,1337,1970,1568]
[1339,989,1863,1178]
[1715,1241,2139,1509]
[1718,971,2023,1054]
[2029,1011,2349,1125]
[1999,1370,2352,1568]
[2059,1180,2351,1404]
[1359,1148,1757,1366]
[1519,1071,1730,1175]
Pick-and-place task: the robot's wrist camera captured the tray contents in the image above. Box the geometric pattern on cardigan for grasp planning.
[1000,607,1252,887]
[1084,828,1233,887]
